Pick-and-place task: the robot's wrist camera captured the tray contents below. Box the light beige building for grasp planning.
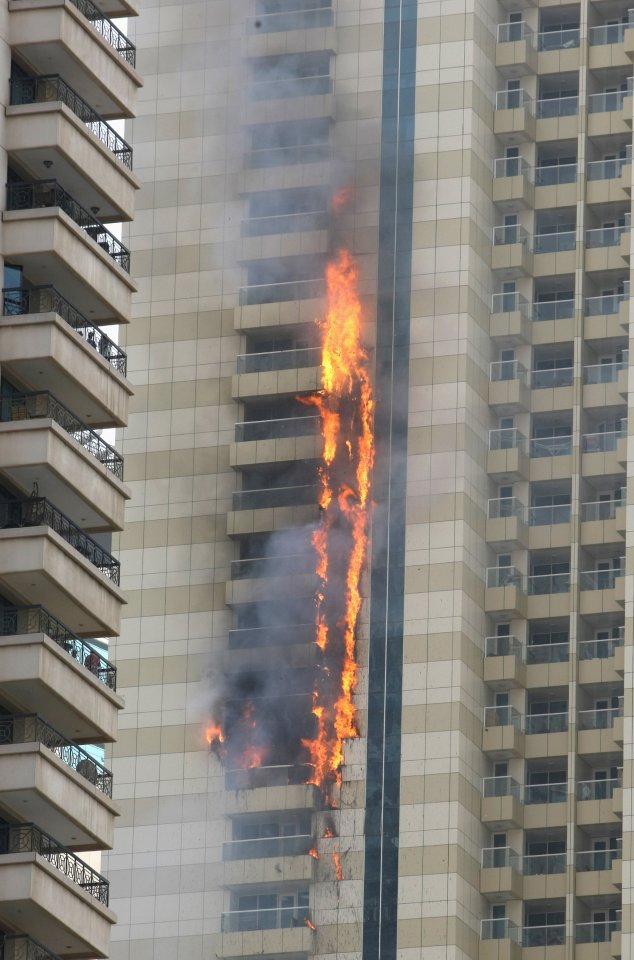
[0,0,141,957]
[107,1,634,960]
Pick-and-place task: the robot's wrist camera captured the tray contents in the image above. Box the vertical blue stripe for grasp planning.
[362,3,417,960]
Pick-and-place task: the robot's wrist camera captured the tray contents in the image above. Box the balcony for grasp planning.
[489,362,529,414]
[482,705,523,758]
[524,781,567,829]
[480,846,523,900]
[237,347,321,374]
[578,633,624,685]
[219,903,314,958]
[575,845,621,899]
[495,22,537,76]
[232,357,320,402]
[530,366,574,415]
[528,436,572,483]
[587,158,631,204]
[484,565,526,616]
[0,822,114,956]
[0,497,124,636]
[9,0,142,119]
[487,428,528,482]
[584,293,629,340]
[494,89,535,142]
[581,429,626,477]
[532,230,576,275]
[587,89,631,136]
[491,224,532,277]
[538,28,580,51]
[580,499,624,549]
[532,298,575,345]
[534,163,577,207]
[577,703,623,757]
[493,157,534,209]
[522,851,567,900]
[222,834,316,886]
[583,361,627,409]
[226,556,318,605]
[481,776,523,828]
[0,391,128,531]
[536,95,579,140]
[490,292,530,344]
[577,774,622,825]
[0,286,129,426]
[0,713,116,849]
[479,918,521,960]
[7,74,139,222]
[223,765,320,816]
[579,566,624,615]
[575,918,621,957]
[0,603,121,742]
[484,634,525,688]
[245,5,333,34]
[486,497,528,548]
[586,224,630,271]
[521,924,565,948]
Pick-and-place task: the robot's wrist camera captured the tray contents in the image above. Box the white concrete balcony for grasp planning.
[0,498,124,636]
[0,287,130,427]
[0,713,117,849]
[222,835,316,886]
[9,0,142,119]
[0,603,121,742]
[7,75,140,221]
[0,822,115,957]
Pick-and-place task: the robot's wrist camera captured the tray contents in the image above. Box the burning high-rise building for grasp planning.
[106,2,634,960]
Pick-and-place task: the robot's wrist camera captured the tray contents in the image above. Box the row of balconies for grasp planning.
[493,156,631,211]
[481,772,622,827]
[494,86,632,144]
[484,563,624,617]
[480,915,620,949]
[491,223,630,278]
[481,842,621,897]
[487,426,626,485]
[495,16,634,75]
[484,631,623,689]
[482,705,623,760]
[486,494,625,551]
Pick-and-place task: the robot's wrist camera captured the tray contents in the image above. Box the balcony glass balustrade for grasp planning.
[588,89,630,113]
[582,428,625,452]
[585,293,627,315]
[524,782,567,804]
[533,231,576,253]
[236,346,321,374]
[576,919,621,943]
[483,705,521,728]
[235,414,320,442]
[487,497,524,519]
[481,845,519,869]
[239,277,325,305]
[577,775,621,801]
[531,367,573,388]
[590,20,631,45]
[526,641,569,664]
[522,924,565,947]
[228,623,315,649]
[576,844,621,871]
[578,633,624,660]
[533,299,575,321]
[587,157,630,180]
[221,905,312,932]
[584,360,627,383]
[528,435,572,457]
[484,634,522,657]
[523,851,566,875]
[538,27,580,50]
[494,156,530,179]
[232,484,318,511]
[485,565,523,588]
[246,5,333,32]
[577,702,623,729]
[230,554,315,580]
[489,360,526,382]
[527,504,570,525]
[222,835,314,861]
[525,711,568,734]
[495,89,532,111]
[579,566,623,590]
[491,291,529,316]
[480,918,520,942]
[496,21,532,43]
[492,224,529,246]
[482,775,521,800]
[488,427,525,451]
[536,96,578,118]
[535,163,577,186]
[586,224,629,247]
[225,763,313,790]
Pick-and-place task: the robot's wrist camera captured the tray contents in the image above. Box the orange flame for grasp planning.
[205,722,225,746]
[323,826,335,838]
[305,918,316,931]
[240,743,265,769]
[308,846,319,859]
[302,247,374,789]
[332,851,343,881]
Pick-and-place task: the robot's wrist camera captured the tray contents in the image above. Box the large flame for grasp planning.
[302,248,374,788]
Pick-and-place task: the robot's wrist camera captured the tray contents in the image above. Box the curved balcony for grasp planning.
[0,822,114,957]
[0,934,63,960]
[0,604,120,743]
[7,74,139,221]
[9,0,141,119]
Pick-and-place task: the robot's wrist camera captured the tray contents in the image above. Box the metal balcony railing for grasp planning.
[536,95,578,118]
[584,360,627,383]
[577,776,621,801]
[481,845,520,869]
[525,711,568,734]
[225,763,313,790]
[522,924,565,947]
[57,0,136,66]
[10,75,133,169]
[239,277,325,305]
[496,21,532,43]
[585,293,628,315]
[537,27,580,50]
[227,623,315,649]
[495,88,531,111]
[533,230,576,253]
[491,291,529,316]
[588,89,630,113]
[587,157,630,180]
[0,713,112,796]
[2,285,126,376]
[524,782,567,804]
[492,223,529,246]
[230,553,315,580]
[235,414,320,442]
[535,163,577,186]
[576,844,621,871]
[488,427,525,451]
[579,566,623,590]
[493,156,529,179]
[480,918,520,942]
[487,496,524,519]
[531,366,573,388]
[485,565,522,589]
[576,919,621,943]
[578,633,623,660]
[526,641,569,664]
[236,346,321,374]
[586,224,629,247]
[484,634,522,657]
[482,775,521,800]
[0,497,120,585]
[0,603,116,689]
[533,298,575,321]
[483,705,521,729]
[0,391,123,478]
[528,503,570,525]
[221,904,312,932]
[528,435,572,457]
[523,851,566,875]
[246,5,333,32]
[0,934,64,960]
[489,360,526,382]
[6,180,130,273]
[222,834,314,861]
[582,428,626,452]
[578,703,623,729]
[232,483,319,511]
[0,822,109,904]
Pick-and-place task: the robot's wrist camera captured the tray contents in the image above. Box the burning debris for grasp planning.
[332,851,343,881]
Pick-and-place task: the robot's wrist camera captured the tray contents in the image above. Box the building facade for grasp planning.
[107,2,633,960]
[0,0,141,958]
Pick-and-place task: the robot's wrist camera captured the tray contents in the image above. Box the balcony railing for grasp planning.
[482,775,521,800]
[584,360,626,383]
[0,497,120,585]
[523,851,566,875]
[6,180,130,273]
[221,904,312,933]
[239,277,325,305]
[588,89,630,113]
[496,21,532,43]
[2,285,127,375]
[0,822,109,904]
[481,845,519,869]
[524,782,567,804]
[526,641,569,664]
[522,924,565,947]
[0,603,116,689]
[576,497,617,521]
[586,224,628,247]
[251,73,332,100]
[577,776,620,801]
[525,711,568,734]
[491,291,529,316]
[222,834,314,861]
[576,919,621,943]
[248,143,331,169]
[578,634,623,659]
[236,346,321,374]
[590,21,630,45]
[480,918,520,942]
[483,705,521,729]
[235,414,320,442]
[225,763,314,790]
[232,483,318,511]
[242,210,329,236]
[10,75,133,169]
[528,435,572,457]
[489,359,526,382]
[488,427,525,451]
[246,6,333,32]
[484,634,522,657]
[495,89,532,111]
[577,703,623,729]
[576,845,621,871]
[587,157,630,180]
[485,565,522,589]
[0,934,65,960]
[492,223,529,246]
[537,28,580,50]
[585,293,627,315]
[579,567,622,590]
[227,623,315,649]
[487,496,524,519]
[533,298,575,321]
[533,230,576,253]
[582,428,626,452]
[535,163,577,186]
[536,95,578,118]
[230,553,315,580]
[493,156,529,179]
[59,0,136,66]
[0,713,112,796]
[528,504,570,525]
[0,391,123,479]
[531,366,573,388]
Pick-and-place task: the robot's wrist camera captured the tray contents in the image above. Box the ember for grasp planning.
[305,918,316,931]
[308,846,319,859]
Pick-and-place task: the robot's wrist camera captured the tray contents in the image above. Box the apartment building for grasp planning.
[0,1,141,958]
[107,1,633,960]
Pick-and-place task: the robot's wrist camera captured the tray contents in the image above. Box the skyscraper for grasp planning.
[0,0,140,958]
[108,2,632,960]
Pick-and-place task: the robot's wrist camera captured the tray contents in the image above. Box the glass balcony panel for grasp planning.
[537,28,580,50]
[523,852,566,875]
[485,634,522,657]
[577,777,619,800]
[495,89,531,111]
[223,835,314,860]
[531,367,573,388]
[524,782,567,804]
[577,704,623,729]
[522,925,566,947]
[525,711,568,734]
[527,504,570,525]
[528,435,572,458]
[497,21,531,43]
[578,635,623,659]
[585,294,626,315]
[533,231,576,253]
[481,919,520,942]
[576,920,620,944]
[590,22,627,45]
[485,566,523,588]
[482,775,521,799]
[535,163,577,185]
[494,156,529,178]
[231,554,315,579]
[235,415,320,442]
[587,158,629,180]
[586,225,628,248]
[584,361,625,384]
[588,90,628,113]
[221,905,311,933]
[239,278,325,305]
[526,642,569,664]
[582,430,624,452]
[579,568,621,590]
[232,484,318,511]
[481,846,519,869]
[488,428,525,450]
[533,299,575,321]
[236,347,321,374]
[492,224,529,246]
[536,96,578,118]
[483,705,521,729]
[491,292,529,315]
[576,845,621,871]
[225,763,313,790]
[247,6,334,32]
[487,497,524,519]
[490,360,526,382]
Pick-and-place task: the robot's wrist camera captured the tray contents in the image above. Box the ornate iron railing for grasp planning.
[2,286,126,376]
[0,604,116,690]
[0,390,123,479]
[10,75,133,169]
[67,0,136,66]
[0,714,112,796]
[0,822,109,904]
[0,933,63,960]
[6,180,130,273]
[0,497,120,585]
